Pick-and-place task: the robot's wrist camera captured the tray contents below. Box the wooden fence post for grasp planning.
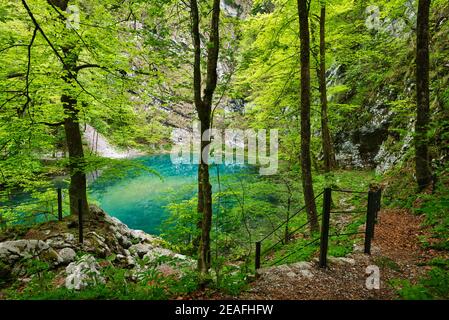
[372,189,381,241]
[57,188,63,221]
[78,199,83,244]
[255,241,261,271]
[364,190,376,254]
[374,189,382,223]
[319,188,332,268]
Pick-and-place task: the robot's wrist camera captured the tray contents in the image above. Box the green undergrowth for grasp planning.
[1,254,252,300]
[2,256,200,300]
[392,258,449,300]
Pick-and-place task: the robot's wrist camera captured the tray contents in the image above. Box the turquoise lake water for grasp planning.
[89,154,255,235]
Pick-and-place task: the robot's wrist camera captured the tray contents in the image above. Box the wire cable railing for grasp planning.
[254,187,382,272]
[261,212,323,258]
[255,191,325,269]
[270,237,321,266]
[259,190,325,243]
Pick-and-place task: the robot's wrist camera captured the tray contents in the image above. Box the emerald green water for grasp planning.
[89,154,255,235]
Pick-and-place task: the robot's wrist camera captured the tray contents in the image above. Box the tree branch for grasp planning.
[21,27,38,116]
[21,0,66,67]
[0,94,23,112]
[190,0,203,111]
[73,64,102,72]
[0,44,28,54]
[203,0,221,109]
[6,72,26,79]
[37,121,65,127]
[21,0,102,104]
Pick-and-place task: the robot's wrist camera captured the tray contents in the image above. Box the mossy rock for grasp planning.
[0,261,12,283]
[39,248,61,264]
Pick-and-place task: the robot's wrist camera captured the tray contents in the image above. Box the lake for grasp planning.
[89,154,256,234]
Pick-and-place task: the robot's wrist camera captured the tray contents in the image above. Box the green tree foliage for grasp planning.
[0,0,173,193]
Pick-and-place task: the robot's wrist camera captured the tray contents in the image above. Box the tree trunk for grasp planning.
[198,139,213,273]
[190,0,220,275]
[415,0,433,191]
[62,75,89,217]
[318,6,336,173]
[298,0,319,232]
[49,0,89,217]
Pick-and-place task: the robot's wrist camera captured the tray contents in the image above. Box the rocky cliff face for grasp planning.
[83,124,142,159]
[0,205,193,291]
[334,90,394,171]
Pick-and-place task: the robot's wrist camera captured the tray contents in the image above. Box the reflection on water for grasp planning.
[89,154,255,234]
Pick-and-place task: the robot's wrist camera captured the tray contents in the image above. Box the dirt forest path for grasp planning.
[199,209,443,300]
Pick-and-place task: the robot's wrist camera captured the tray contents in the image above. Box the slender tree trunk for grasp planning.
[198,138,213,273]
[190,0,220,275]
[49,0,89,217]
[318,6,336,173]
[193,163,203,252]
[415,0,433,191]
[283,178,292,243]
[191,0,203,254]
[298,0,319,232]
[285,196,291,243]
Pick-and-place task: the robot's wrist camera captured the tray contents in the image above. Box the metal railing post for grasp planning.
[319,188,332,268]
[57,188,63,221]
[78,199,83,244]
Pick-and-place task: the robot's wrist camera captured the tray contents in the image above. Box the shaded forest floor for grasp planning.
[190,209,446,300]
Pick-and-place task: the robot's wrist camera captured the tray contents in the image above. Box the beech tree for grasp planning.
[317,4,336,173]
[14,0,162,216]
[20,0,88,216]
[189,0,221,275]
[297,0,319,232]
